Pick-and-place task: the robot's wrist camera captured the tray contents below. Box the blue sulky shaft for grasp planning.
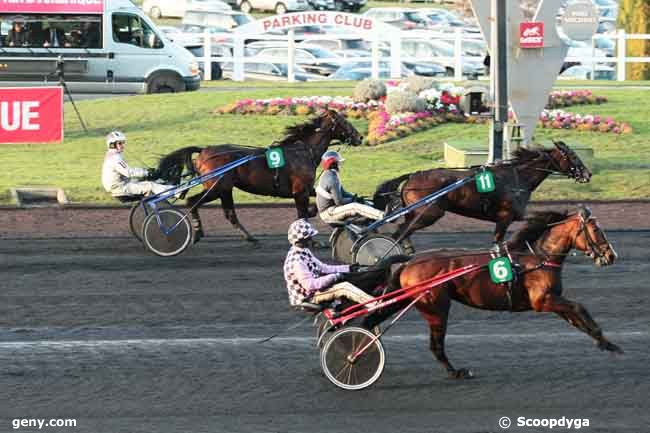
[366,176,475,232]
[144,154,264,207]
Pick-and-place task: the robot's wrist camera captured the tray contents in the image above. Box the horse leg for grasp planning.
[418,295,473,379]
[394,205,445,254]
[493,218,512,244]
[293,191,312,220]
[534,294,623,354]
[221,189,257,242]
[185,191,211,242]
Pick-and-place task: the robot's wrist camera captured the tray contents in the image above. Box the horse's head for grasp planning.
[319,109,363,146]
[548,140,592,183]
[572,206,617,266]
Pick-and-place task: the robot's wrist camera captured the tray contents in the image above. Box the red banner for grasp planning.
[520,22,544,49]
[0,87,63,144]
[0,0,103,14]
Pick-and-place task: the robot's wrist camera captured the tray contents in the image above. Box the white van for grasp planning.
[0,0,201,93]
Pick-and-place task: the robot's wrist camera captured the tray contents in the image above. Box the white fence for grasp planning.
[192,28,650,82]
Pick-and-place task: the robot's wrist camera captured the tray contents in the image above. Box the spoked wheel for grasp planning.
[129,200,172,243]
[320,326,385,390]
[142,208,194,257]
[330,227,358,264]
[352,234,405,266]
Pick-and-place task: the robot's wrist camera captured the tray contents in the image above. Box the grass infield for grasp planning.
[1,82,648,205]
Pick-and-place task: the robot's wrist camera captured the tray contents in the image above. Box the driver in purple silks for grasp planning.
[283,219,375,308]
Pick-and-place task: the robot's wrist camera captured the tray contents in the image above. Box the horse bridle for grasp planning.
[576,214,611,262]
[537,148,585,181]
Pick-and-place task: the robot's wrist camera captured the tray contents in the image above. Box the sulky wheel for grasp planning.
[142,208,194,257]
[129,200,172,243]
[352,234,405,266]
[330,227,357,264]
[320,326,385,391]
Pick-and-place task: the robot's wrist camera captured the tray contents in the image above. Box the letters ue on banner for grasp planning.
[0,87,64,144]
[0,0,104,14]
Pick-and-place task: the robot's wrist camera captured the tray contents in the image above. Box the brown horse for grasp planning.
[387,207,620,379]
[157,109,363,241]
[372,141,592,246]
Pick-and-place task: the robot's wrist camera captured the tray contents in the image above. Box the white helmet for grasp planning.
[288,219,318,246]
[106,130,127,150]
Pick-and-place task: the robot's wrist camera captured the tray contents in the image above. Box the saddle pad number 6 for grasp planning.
[266,148,285,169]
[489,257,513,283]
[476,170,495,193]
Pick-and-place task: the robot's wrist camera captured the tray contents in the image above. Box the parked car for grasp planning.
[306,0,335,11]
[332,0,366,13]
[401,38,485,76]
[594,0,618,20]
[142,0,232,19]
[559,64,615,81]
[183,9,254,30]
[237,0,309,14]
[298,37,370,52]
[222,62,323,81]
[416,8,466,28]
[363,8,437,30]
[329,65,412,80]
[254,44,343,75]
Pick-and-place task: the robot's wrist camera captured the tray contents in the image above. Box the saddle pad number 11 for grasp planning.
[476,170,496,193]
[489,257,513,283]
[266,148,285,169]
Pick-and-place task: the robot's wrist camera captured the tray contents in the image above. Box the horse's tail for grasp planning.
[157,146,203,184]
[372,173,411,212]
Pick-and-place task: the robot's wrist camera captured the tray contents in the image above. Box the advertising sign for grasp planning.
[520,22,544,48]
[0,0,104,14]
[0,87,63,144]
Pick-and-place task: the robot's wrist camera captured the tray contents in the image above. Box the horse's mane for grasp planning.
[492,146,550,167]
[276,115,322,146]
[508,210,569,250]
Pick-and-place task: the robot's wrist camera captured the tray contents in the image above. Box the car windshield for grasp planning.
[344,39,369,50]
[232,14,252,26]
[404,11,426,23]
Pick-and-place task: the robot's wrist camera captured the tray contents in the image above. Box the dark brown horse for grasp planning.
[388,207,620,379]
[157,109,362,241]
[372,141,592,245]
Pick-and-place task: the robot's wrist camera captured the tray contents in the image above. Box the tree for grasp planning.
[618,0,650,80]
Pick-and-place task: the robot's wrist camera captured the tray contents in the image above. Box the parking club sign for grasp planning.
[520,22,544,48]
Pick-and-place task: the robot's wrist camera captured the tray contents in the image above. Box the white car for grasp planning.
[143,0,232,19]
[238,0,309,14]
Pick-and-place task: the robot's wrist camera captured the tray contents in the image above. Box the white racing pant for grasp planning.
[311,282,375,305]
[319,203,384,225]
[112,181,173,197]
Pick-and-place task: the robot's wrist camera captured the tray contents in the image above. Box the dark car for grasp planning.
[333,0,366,13]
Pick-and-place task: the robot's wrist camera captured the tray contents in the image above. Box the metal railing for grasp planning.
[191,28,650,82]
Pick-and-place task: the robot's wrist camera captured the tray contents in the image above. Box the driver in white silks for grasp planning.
[101,130,174,198]
[316,150,385,225]
[283,219,376,308]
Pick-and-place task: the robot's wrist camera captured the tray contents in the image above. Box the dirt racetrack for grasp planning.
[1,204,649,433]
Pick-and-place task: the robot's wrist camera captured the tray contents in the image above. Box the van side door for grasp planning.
[109,12,166,93]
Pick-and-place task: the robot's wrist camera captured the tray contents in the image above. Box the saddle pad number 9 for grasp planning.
[266,148,285,169]
[476,170,496,193]
[489,257,513,284]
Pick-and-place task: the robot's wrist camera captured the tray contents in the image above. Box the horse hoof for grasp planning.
[245,237,259,243]
[193,230,204,244]
[448,368,474,379]
[599,340,624,355]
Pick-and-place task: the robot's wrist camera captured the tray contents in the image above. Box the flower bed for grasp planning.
[547,90,608,109]
[540,110,633,134]
[215,82,630,146]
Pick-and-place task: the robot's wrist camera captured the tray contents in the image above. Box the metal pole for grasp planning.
[490,0,507,163]
[288,29,295,83]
